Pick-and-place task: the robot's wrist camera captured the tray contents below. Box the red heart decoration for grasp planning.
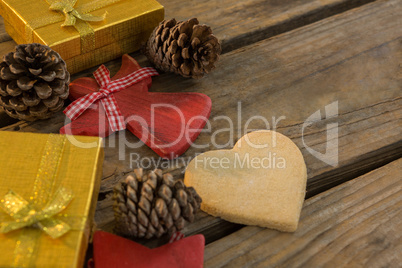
[60,55,211,159]
[90,231,205,268]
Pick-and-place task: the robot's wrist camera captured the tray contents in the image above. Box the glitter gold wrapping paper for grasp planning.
[0,131,104,267]
[0,0,164,74]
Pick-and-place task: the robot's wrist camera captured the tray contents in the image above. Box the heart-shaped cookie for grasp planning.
[184,130,307,232]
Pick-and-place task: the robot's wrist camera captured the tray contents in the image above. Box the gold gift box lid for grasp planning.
[0,131,104,267]
[0,0,164,60]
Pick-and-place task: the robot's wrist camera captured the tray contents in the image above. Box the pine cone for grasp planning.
[144,18,221,79]
[0,43,70,121]
[113,168,202,239]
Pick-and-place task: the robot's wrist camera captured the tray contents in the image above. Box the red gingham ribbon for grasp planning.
[64,65,159,132]
[169,231,185,243]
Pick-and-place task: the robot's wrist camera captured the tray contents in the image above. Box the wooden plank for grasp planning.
[3,0,401,186]
[0,17,15,55]
[89,0,402,245]
[159,0,375,52]
[1,0,401,245]
[204,158,402,267]
[0,0,375,127]
[0,17,12,43]
[92,0,402,192]
[0,0,375,52]
[0,0,375,57]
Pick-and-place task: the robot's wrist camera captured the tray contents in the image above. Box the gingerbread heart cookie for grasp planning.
[184,130,307,232]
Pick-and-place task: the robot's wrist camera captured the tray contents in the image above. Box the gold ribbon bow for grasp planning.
[49,0,106,27]
[0,187,73,239]
[0,134,85,267]
[49,0,106,53]
[24,0,121,54]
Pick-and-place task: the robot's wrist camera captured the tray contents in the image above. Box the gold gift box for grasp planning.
[0,0,164,74]
[0,131,104,267]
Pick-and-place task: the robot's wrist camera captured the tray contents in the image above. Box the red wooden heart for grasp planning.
[91,231,205,268]
[60,55,211,159]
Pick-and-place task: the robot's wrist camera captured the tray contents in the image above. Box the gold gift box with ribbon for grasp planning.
[0,131,104,267]
[0,0,164,74]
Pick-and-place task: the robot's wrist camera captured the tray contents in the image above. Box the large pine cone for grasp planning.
[0,43,70,121]
[113,168,202,239]
[144,18,221,79]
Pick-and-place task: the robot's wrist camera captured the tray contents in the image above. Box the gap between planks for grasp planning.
[0,0,400,249]
[204,158,402,268]
[92,0,401,248]
[0,0,377,127]
[158,0,376,53]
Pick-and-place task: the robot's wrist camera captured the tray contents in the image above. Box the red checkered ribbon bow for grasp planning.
[169,231,185,243]
[64,65,159,132]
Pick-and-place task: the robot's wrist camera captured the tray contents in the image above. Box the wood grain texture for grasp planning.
[89,0,402,246]
[159,0,375,53]
[102,0,401,193]
[0,0,375,60]
[0,0,401,248]
[0,17,15,56]
[0,0,375,126]
[204,158,402,268]
[3,0,400,190]
[0,0,375,54]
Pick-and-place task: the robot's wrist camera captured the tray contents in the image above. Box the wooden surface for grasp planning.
[0,0,401,266]
[204,158,402,267]
[93,0,402,248]
[160,0,375,52]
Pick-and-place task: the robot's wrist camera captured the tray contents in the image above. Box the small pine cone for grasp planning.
[144,18,221,79]
[0,43,70,121]
[113,168,202,239]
